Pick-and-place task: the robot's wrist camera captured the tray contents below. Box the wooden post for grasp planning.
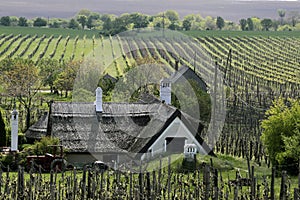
[167,155,171,200]
[17,166,24,200]
[0,167,2,195]
[129,171,133,200]
[81,166,87,199]
[298,160,300,190]
[87,168,92,199]
[146,172,151,199]
[204,164,210,199]
[73,167,77,200]
[294,188,299,200]
[271,167,275,200]
[251,166,256,200]
[280,170,287,200]
[213,168,219,200]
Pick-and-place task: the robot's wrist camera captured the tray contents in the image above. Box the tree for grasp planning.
[86,16,95,29]
[204,16,216,30]
[287,11,300,27]
[130,13,149,29]
[261,98,300,175]
[77,15,87,29]
[33,17,47,27]
[0,111,6,147]
[38,59,62,93]
[216,16,225,30]
[182,18,192,30]
[261,18,273,31]
[68,18,80,29]
[0,58,41,130]
[239,18,247,31]
[247,18,254,31]
[18,17,28,27]
[164,10,179,22]
[54,61,80,98]
[278,9,286,25]
[0,16,11,26]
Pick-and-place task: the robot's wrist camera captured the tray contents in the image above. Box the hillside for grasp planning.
[0,27,299,169]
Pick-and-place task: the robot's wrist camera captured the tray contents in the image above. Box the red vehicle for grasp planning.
[26,145,66,172]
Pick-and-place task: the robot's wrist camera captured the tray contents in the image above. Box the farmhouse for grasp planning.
[26,66,213,164]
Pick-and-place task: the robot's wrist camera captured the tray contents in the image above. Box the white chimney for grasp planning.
[11,108,18,151]
[95,87,103,112]
[160,78,171,105]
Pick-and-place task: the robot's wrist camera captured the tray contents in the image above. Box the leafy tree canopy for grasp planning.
[0,16,11,26]
[33,17,47,27]
[261,98,300,175]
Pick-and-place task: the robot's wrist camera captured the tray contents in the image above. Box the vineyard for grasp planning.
[0,28,300,199]
[1,154,300,199]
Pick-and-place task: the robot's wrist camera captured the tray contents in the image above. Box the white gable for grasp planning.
[141,117,206,160]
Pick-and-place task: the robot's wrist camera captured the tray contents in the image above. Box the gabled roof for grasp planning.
[169,65,208,92]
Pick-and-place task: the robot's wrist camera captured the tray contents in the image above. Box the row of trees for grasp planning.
[1,9,300,34]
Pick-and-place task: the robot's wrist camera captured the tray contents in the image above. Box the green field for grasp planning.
[0,26,100,38]
[184,30,300,38]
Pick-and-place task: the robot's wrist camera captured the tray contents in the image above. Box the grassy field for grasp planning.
[184,30,300,38]
[2,26,300,39]
[0,26,100,38]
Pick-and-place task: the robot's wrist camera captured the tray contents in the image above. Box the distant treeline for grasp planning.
[0,9,300,35]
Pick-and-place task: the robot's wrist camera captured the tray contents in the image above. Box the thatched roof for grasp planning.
[25,112,48,139]
[49,102,177,154]
[25,100,213,156]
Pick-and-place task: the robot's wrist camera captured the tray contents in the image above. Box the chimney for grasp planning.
[160,78,171,105]
[11,106,18,152]
[95,87,103,112]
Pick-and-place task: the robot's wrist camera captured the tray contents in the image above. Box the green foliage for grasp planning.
[0,154,14,168]
[216,16,225,30]
[0,111,6,147]
[164,10,180,22]
[77,15,87,29]
[33,17,47,27]
[37,59,62,92]
[68,18,80,29]
[261,18,273,31]
[247,18,254,31]
[1,16,11,26]
[23,136,60,156]
[54,60,80,98]
[239,19,247,31]
[172,79,211,122]
[18,17,28,27]
[261,98,300,174]
[0,58,41,130]
[182,19,192,31]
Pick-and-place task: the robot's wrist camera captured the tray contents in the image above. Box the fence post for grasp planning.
[203,164,210,199]
[280,170,287,200]
[294,188,299,200]
[17,166,24,200]
[271,167,275,200]
[0,166,2,195]
[251,166,256,200]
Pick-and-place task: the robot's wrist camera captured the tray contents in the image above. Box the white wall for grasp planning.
[142,117,206,160]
